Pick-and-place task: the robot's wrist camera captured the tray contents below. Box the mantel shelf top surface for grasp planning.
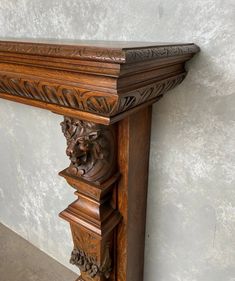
[0,39,199,124]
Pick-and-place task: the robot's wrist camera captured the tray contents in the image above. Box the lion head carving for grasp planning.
[61,117,115,183]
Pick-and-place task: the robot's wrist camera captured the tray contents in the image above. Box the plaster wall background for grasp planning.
[0,1,235,280]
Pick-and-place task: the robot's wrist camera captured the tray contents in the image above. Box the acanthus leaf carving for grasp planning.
[0,72,186,119]
[113,73,186,113]
[70,245,112,279]
[0,74,117,115]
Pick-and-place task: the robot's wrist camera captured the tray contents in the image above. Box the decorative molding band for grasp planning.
[125,45,200,63]
[0,73,186,118]
[0,74,117,115]
[0,41,199,63]
[0,41,124,63]
[115,73,186,113]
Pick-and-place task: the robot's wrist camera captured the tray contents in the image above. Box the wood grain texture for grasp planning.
[0,39,199,63]
[70,228,112,280]
[116,107,152,281]
[60,167,121,281]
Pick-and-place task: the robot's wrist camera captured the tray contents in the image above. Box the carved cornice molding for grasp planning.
[115,73,186,113]
[0,40,199,63]
[0,41,125,63]
[0,72,186,121]
[125,45,199,63]
[0,39,199,124]
[0,73,117,115]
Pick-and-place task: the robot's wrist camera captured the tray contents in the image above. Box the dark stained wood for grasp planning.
[0,39,199,281]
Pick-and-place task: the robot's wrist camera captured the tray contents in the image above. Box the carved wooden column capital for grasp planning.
[0,39,199,281]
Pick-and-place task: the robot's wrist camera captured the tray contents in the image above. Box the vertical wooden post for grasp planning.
[116,106,152,281]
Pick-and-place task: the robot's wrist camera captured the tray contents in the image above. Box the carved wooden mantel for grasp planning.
[0,39,199,281]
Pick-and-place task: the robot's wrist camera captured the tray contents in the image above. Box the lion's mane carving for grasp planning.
[61,117,115,183]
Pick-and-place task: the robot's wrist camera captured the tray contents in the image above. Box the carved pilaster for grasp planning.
[59,116,121,281]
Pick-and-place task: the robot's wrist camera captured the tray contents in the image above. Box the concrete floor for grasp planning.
[0,223,77,281]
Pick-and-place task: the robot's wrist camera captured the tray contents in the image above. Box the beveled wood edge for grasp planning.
[0,40,199,64]
[0,51,195,80]
[59,208,121,237]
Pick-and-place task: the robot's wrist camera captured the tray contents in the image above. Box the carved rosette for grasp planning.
[61,117,116,183]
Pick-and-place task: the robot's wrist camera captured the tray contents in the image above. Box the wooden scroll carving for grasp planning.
[0,39,199,281]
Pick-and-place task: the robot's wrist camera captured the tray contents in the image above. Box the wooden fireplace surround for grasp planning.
[0,39,199,281]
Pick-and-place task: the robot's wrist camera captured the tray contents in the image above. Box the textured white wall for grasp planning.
[0,1,235,280]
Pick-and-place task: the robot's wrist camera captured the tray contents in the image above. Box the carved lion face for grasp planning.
[61,118,104,177]
[61,117,115,183]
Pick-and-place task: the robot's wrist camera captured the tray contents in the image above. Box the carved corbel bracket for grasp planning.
[60,117,116,183]
[0,39,199,281]
[59,116,121,281]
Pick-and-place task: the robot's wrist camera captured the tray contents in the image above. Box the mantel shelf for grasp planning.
[0,39,199,124]
[0,39,199,281]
